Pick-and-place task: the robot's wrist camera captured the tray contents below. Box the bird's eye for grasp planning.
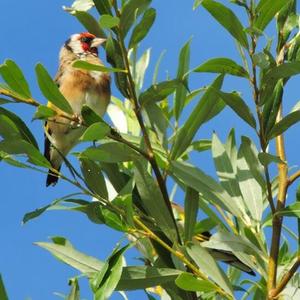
[80,37,91,43]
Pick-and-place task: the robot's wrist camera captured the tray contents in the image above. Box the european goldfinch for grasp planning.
[44,32,110,186]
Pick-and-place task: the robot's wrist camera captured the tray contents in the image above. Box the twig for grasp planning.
[287,170,300,187]
[269,256,300,298]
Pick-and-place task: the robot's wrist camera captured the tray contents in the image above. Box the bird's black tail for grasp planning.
[46,169,60,187]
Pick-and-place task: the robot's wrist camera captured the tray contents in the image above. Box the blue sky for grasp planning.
[1,0,300,299]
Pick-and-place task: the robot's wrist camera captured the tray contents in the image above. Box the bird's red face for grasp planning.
[65,32,106,56]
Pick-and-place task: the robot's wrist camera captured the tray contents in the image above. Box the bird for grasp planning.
[44,32,111,186]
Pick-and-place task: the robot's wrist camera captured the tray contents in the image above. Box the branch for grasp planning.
[269,256,300,298]
[287,170,300,187]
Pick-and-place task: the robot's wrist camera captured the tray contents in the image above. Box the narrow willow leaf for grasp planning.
[215,90,256,128]
[264,62,300,82]
[276,202,300,218]
[93,245,129,300]
[212,133,246,217]
[99,15,120,29]
[68,0,94,11]
[35,63,73,114]
[175,273,217,292]
[193,0,203,10]
[0,98,12,105]
[134,160,177,242]
[80,158,108,199]
[116,267,181,290]
[72,11,106,38]
[171,75,224,159]
[36,241,104,275]
[184,187,199,242]
[80,122,110,141]
[73,60,126,73]
[81,105,104,126]
[134,48,151,91]
[202,0,249,49]
[170,161,243,217]
[139,79,179,106]
[93,0,112,16]
[80,142,138,163]
[194,57,249,78]
[0,274,8,300]
[267,110,300,139]
[187,243,233,296]
[33,105,56,120]
[0,107,38,148]
[129,8,156,49]
[120,0,151,37]
[0,59,31,98]
[258,152,285,166]
[152,50,166,84]
[237,145,263,222]
[67,278,80,300]
[254,0,291,31]
[0,140,50,168]
[174,39,192,120]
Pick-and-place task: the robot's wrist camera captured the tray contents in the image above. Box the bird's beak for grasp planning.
[91,38,107,48]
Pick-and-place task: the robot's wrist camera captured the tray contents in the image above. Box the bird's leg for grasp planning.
[70,113,84,129]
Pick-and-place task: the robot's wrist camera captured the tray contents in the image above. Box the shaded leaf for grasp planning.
[202,0,249,49]
[67,278,80,300]
[264,62,300,82]
[184,187,199,242]
[134,160,177,241]
[255,0,291,31]
[258,152,285,166]
[116,266,181,290]
[129,8,156,49]
[80,122,110,141]
[276,202,300,218]
[139,80,180,106]
[33,105,56,120]
[0,59,31,98]
[93,0,112,16]
[175,272,217,292]
[0,274,8,300]
[171,75,224,160]
[174,39,192,120]
[35,63,73,114]
[73,60,126,73]
[194,57,249,78]
[0,107,38,149]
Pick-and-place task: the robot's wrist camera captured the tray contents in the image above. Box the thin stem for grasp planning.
[287,170,300,186]
[269,256,300,298]
[267,105,288,296]
[113,12,180,242]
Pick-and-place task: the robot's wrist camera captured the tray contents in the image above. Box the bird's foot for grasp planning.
[70,114,83,128]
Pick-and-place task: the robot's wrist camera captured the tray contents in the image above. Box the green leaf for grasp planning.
[80,158,108,199]
[215,90,256,128]
[81,105,104,126]
[99,15,120,29]
[264,62,300,82]
[187,243,233,296]
[0,274,8,300]
[72,60,126,73]
[276,202,300,218]
[267,110,300,139]
[134,160,177,242]
[202,0,249,49]
[139,79,180,106]
[212,133,246,217]
[184,187,199,242]
[170,161,243,217]
[174,39,192,120]
[175,273,217,292]
[116,266,181,290]
[193,57,249,78]
[67,278,80,300]
[0,107,38,148]
[0,140,50,168]
[93,245,129,300]
[0,59,31,98]
[72,11,106,38]
[258,152,285,166]
[35,63,73,114]
[93,0,112,16]
[171,75,224,160]
[36,241,104,275]
[129,8,156,49]
[33,105,56,120]
[120,0,151,37]
[0,98,12,105]
[254,0,291,31]
[133,48,151,91]
[80,142,138,163]
[193,0,203,10]
[80,122,110,141]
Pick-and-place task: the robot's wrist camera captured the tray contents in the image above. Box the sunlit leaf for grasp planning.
[80,122,110,141]
[73,60,126,73]
[99,15,120,29]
